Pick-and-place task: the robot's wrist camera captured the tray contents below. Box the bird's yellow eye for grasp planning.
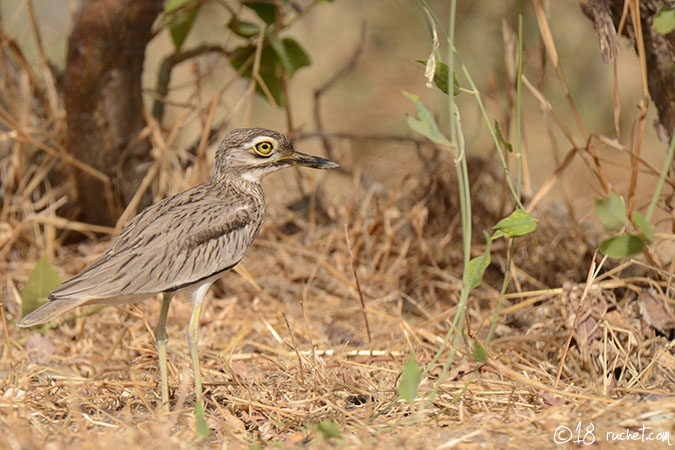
[254,141,274,157]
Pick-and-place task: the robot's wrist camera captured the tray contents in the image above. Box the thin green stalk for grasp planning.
[437,239,513,410]
[459,134,471,266]
[646,134,675,222]
[516,0,524,199]
[419,0,471,402]
[426,108,471,404]
[447,1,458,151]
[486,241,514,345]
[419,97,468,384]
[457,56,524,209]
[419,0,523,210]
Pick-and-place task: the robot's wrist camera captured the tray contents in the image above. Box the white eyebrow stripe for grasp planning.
[250,135,278,147]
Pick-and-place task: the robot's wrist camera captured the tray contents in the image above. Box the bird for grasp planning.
[17,127,339,411]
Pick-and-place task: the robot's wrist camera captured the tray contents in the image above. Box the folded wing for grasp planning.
[50,183,264,301]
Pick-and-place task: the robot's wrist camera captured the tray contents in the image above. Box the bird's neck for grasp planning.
[209,174,265,204]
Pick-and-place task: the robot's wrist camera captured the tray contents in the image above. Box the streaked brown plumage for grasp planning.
[18,127,339,410]
[23,181,264,317]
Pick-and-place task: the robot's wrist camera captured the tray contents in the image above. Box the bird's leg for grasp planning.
[187,283,210,408]
[154,292,173,411]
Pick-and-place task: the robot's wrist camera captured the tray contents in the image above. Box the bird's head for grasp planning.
[212,128,339,183]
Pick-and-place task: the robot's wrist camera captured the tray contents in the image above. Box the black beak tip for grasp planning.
[293,152,340,170]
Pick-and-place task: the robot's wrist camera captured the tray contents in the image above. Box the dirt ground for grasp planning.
[1,0,674,448]
[3,148,674,448]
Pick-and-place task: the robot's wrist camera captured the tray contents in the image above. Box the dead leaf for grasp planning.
[25,333,56,365]
[577,316,601,344]
[284,430,305,445]
[541,393,567,406]
[447,357,472,380]
[638,289,675,334]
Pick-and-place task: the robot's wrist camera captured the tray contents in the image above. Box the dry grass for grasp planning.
[2,1,675,448]
[2,148,673,448]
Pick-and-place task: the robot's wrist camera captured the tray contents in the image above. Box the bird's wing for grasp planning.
[50,185,264,301]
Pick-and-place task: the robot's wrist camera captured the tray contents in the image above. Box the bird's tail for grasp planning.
[17,299,85,327]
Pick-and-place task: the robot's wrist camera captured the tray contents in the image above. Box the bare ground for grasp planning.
[2,148,673,448]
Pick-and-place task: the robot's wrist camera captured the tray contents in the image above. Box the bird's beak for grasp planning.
[287,151,340,169]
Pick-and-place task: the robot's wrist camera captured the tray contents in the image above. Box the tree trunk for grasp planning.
[581,0,675,140]
[64,0,164,226]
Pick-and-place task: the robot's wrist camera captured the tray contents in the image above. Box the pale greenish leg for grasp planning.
[187,283,210,408]
[154,292,173,411]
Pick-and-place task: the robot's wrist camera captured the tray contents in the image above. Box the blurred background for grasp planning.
[2,2,673,446]
[1,0,667,216]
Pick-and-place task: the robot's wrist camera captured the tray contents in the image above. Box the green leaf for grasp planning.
[495,120,513,153]
[492,209,537,238]
[654,6,675,34]
[257,47,285,105]
[316,420,342,440]
[194,400,211,439]
[463,232,491,290]
[227,17,260,38]
[415,60,460,95]
[228,44,285,106]
[632,211,654,243]
[228,37,310,107]
[403,91,451,145]
[268,34,294,77]
[281,38,311,77]
[472,339,488,362]
[165,0,200,52]
[397,351,422,403]
[599,234,645,258]
[243,1,277,24]
[595,192,626,231]
[228,44,256,71]
[21,254,62,317]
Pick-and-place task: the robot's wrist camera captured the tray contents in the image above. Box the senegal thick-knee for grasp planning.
[18,128,339,411]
